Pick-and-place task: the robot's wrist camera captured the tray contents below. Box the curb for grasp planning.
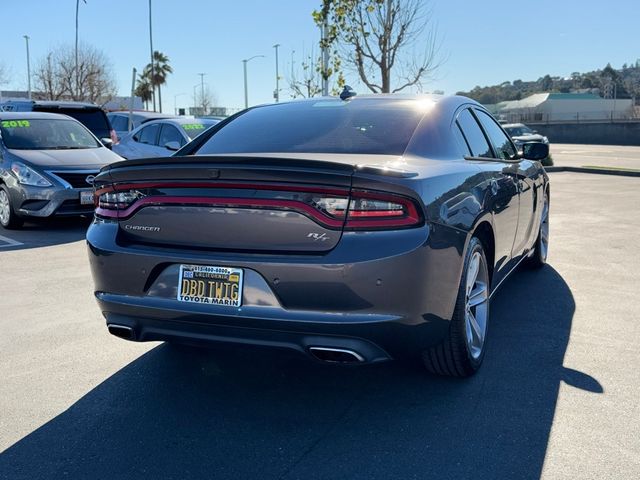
[545,166,640,178]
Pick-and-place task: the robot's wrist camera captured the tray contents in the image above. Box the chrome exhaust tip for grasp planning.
[107,324,136,341]
[309,347,365,364]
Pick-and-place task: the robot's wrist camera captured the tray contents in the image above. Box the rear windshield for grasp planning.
[35,108,111,136]
[0,118,101,150]
[195,99,425,155]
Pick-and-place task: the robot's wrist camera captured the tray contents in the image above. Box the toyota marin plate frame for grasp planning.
[178,265,244,307]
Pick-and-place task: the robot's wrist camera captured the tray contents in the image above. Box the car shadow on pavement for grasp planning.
[0,265,602,480]
[0,217,91,251]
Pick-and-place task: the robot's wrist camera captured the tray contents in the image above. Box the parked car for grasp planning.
[0,112,122,228]
[113,117,219,159]
[503,123,549,147]
[0,100,117,148]
[107,111,176,141]
[87,94,550,377]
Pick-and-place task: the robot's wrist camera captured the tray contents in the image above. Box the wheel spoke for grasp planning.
[468,282,488,307]
[466,254,479,294]
[467,309,484,346]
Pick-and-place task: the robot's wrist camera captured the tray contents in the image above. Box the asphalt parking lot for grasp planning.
[1,169,639,479]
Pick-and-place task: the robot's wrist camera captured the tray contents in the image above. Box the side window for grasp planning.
[452,121,471,156]
[158,124,185,148]
[110,115,127,131]
[456,109,492,158]
[137,123,160,145]
[474,110,517,160]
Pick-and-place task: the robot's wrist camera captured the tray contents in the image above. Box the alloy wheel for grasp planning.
[464,250,489,360]
[0,189,10,226]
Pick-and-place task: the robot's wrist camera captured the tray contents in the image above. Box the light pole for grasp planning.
[148,0,155,111]
[198,73,206,113]
[174,93,186,115]
[242,55,264,109]
[273,44,280,102]
[23,35,31,100]
[193,83,200,114]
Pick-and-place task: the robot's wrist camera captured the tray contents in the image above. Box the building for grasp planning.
[494,93,634,123]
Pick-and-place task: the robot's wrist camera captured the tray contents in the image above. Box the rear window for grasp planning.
[35,107,111,137]
[195,99,425,155]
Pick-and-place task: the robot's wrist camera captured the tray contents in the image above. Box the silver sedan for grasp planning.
[113,118,219,160]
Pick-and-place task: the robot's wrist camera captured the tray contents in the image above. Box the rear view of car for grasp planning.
[0,112,122,228]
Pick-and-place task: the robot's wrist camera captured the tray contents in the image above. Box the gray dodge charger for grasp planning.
[87,94,550,376]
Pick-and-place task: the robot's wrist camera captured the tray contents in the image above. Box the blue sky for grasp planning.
[1,0,638,112]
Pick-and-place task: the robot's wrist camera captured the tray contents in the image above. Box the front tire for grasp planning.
[422,237,490,377]
[0,185,24,230]
[525,190,549,269]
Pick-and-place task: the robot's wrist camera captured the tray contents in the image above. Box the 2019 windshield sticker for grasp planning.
[1,120,31,128]
[183,124,205,130]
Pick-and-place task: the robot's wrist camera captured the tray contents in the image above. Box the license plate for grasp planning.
[80,190,94,205]
[178,265,243,307]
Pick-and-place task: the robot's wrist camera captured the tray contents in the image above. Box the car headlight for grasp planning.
[11,162,52,187]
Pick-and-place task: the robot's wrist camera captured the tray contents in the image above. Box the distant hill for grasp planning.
[456,62,640,105]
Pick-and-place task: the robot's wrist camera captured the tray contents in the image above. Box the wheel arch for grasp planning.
[470,220,495,285]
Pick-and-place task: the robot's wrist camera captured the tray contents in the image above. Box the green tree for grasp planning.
[146,51,173,112]
[134,68,153,110]
[313,0,442,93]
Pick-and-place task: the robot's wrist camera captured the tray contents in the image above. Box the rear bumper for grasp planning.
[87,218,467,361]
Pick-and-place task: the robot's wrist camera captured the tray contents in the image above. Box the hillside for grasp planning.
[457,62,640,105]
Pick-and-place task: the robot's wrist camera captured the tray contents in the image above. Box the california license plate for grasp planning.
[80,190,94,205]
[178,265,243,307]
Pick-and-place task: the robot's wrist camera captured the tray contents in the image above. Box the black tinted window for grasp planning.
[195,99,425,155]
[453,121,471,156]
[138,123,160,145]
[475,110,517,160]
[54,109,110,137]
[456,109,492,158]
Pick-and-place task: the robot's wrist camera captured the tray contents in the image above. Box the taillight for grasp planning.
[95,189,142,216]
[94,183,423,230]
[344,191,422,230]
[110,129,119,145]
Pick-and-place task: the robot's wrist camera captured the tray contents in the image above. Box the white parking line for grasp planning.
[0,234,24,248]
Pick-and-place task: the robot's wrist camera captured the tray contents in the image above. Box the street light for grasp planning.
[198,73,206,113]
[242,55,265,109]
[273,44,280,102]
[23,35,31,100]
[174,93,186,115]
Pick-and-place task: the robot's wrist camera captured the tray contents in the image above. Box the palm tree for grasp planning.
[134,69,153,110]
[146,50,172,112]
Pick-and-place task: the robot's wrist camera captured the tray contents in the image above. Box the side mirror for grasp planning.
[164,141,181,151]
[100,138,113,149]
[522,142,549,161]
[532,130,538,134]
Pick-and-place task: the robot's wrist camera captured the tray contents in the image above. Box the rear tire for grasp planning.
[0,185,24,230]
[422,237,490,377]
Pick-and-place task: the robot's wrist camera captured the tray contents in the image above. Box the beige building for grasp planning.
[494,93,634,123]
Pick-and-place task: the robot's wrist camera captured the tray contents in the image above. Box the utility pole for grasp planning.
[23,35,31,100]
[75,0,86,98]
[273,44,280,102]
[198,73,206,114]
[148,0,156,111]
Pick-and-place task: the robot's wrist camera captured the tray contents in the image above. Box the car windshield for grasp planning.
[194,99,425,155]
[505,125,534,136]
[180,122,215,140]
[0,118,101,150]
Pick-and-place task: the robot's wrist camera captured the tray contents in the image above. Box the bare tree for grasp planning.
[315,0,443,93]
[193,85,218,115]
[0,62,8,86]
[33,43,117,103]
[287,49,322,98]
